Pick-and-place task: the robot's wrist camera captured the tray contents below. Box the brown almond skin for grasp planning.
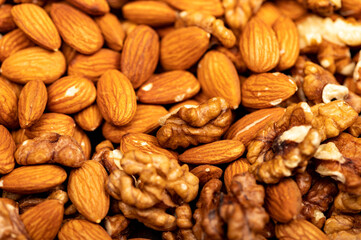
[0,165,67,194]
[68,161,109,223]
[68,49,121,81]
[75,104,103,132]
[169,99,199,113]
[0,75,22,98]
[266,178,302,223]
[276,219,328,240]
[121,25,159,88]
[47,76,96,114]
[58,219,112,240]
[0,125,15,175]
[224,158,250,192]
[61,42,77,64]
[0,5,16,32]
[95,13,125,51]
[18,80,47,128]
[50,3,104,55]
[12,128,28,147]
[97,69,137,126]
[0,80,18,129]
[0,29,34,62]
[1,47,66,84]
[190,165,223,185]
[72,127,91,160]
[65,0,109,15]
[162,0,224,17]
[21,200,64,240]
[197,50,241,109]
[122,1,176,27]
[239,17,280,73]
[137,71,200,104]
[11,3,61,51]
[160,26,210,70]
[179,140,245,165]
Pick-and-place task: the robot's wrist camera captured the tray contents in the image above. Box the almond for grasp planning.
[11,128,29,146]
[61,42,77,64]
[197,50,241,109]
[72,126,91,160]
[47,76,96,114]
[50,3,103,55]
[275,0,307,20]
[25,113,76,138]
[66,0,109,15]
[160,26,210,70]
[0,79,18,129]
[122,1,176,27]
[1,46,66,84]
[242,72,298,108]
[0,5,16,32]
[239,17,280,73]
[0,125,15,174]
[169,99,199,113]
[97,69,137,126]
[0,29,34,62]
[74,104,103,132]
[95,13,125,51]
[11,3,61,51]
[190,165,223,185]
[68,49,121,81]
[254,2,281,27]
[179,140,245,165]
[224,158,250,192]
[273,15,300,71]
[18,80,47,128]
[276,219,328,240]
[21,199,64,240]
[162,0,224,17]
[0,165,67,194]
[224,107,285,146]
[68,160,109,223]
[102,104,168,143]
[0,75,22,98]
[121,25,159,88]
[58,219,112,240]
[137,71,200,104]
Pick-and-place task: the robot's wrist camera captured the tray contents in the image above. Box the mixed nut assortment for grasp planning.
[1,0,361,239]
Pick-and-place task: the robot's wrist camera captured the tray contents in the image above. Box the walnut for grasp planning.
[104,214,130,238]
[295,171,312,196]
[347,116,361,137]
[324,214,361,239]
[334,191,361,213]
[157,97,232,150]
[91,140,123,173]
[297,0,341,16]
[14,133,85,168]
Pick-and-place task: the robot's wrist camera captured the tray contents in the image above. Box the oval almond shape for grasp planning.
[0,29,34,62]
[1,47,66,84]
[197,50,241,109]
[25,113,76,138]
[68,161,109,223]
[224,158,250,192]
[68,48,121,81]
[239,17,280,73]
[18,80,47,128]
[161,0,224,16]
[121,25,159,88]
[160,26,210,70]
[190,165,223,185]
[11,3,61,51]
[179,140,245,165]
[58,219,112,240]
[75,104,103,132]
[66,0,109,15]
[21,199,64,240]
[47,76,96,114]
[0,125,15,175]
[0,4,16,32]
[225,107,285,146]
[0,80,18,129]
[276,219,329,240]
[95,13,125,51]
[50,3,103,55]
[0,165,67,194]
[72,127,91,160]
[137,71,200,104]
[97,69,137,126]
[122,1,176,27]
[242,72,298,109]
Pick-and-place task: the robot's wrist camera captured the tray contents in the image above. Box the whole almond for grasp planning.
[160,26,210,70]
[225,107,285,146]
[95,13,125,51]
[50,3,104,55]
[0,29,34,62]
[197,50,241,109]
[68,49,121,81]
[137,71,200,104]
[266,178,302,223]
[102,104,168,143]
[224,158,250,192]
[190,165,223,185]
[0,79,18,129]
[242,72,298,108]
[97,69,137,126]
[47,76,96,114]
[162,0,224,17]
[25,113,76,138]
[21,199,64,240]
[74,104,103,132]
[72,126,91,160]
[169,99,199,113]
[179,140,245,165]
[1,46,66,84]
[0,125,15,174]
[18,80,47,128]
[239,17,280,73]
[0,5,16,32]
[68,160,109,223]
[58,219,112,240]
[121,25,159,88]
[0,165,67,194]
[66,0,109,15]
[122,1,176,27]
[276,219,328,240]
[11,3,61,51]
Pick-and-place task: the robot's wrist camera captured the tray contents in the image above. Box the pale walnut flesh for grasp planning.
[324,214,361,240]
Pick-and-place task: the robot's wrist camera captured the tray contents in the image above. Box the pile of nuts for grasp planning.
[1,0,361,239]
